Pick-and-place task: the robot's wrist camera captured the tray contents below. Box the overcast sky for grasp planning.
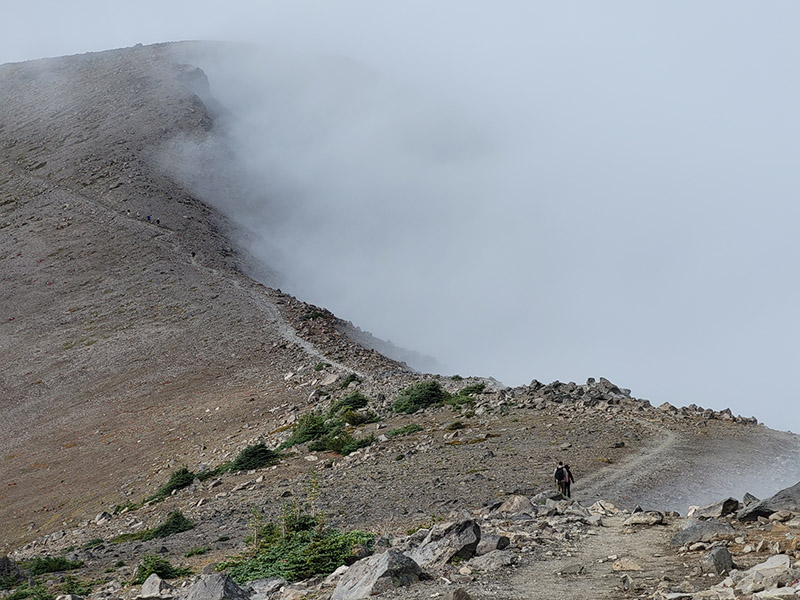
[2,1,799,432]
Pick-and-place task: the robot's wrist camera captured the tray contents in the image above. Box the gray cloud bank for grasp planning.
[3,2,800,432]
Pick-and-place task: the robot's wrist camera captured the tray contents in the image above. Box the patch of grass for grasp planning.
[445,421,464,431]
[301,308,328,321]
[24,556,84,576]
[450,374,464,381]
[131,555,192,585]
[220,503,373,583]
[459,382,486,396]
[314,362,329,371]
[184,547,210,558]
[216,536,230,542]
[113,500,138,514]
[229,443,280,472]
[82,538,104,549]
[392,381,450,414]
[112,511,194,544]
[281,408,373,456]
[387,424,424,437]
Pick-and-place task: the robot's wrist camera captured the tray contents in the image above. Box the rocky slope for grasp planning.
[2,42,800,600]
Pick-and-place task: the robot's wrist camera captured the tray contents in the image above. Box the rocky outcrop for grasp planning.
[331,550,423,600]
[406,520,481,568]
[738,481,800,521]
[181,574,250,600]
[670,519,736,547]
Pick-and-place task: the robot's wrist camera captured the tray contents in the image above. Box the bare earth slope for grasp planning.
[0,43,409,551]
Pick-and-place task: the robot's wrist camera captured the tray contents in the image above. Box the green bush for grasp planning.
[387,424,424,437]
[112,510,194,544]
[392,381,450,414]
[222,505,373,583]
[459,382,486,396]
[82,538,104,549]
[329,391,369,415]
[145,467,196,504]
[229,443,280,471]
[0,575,21,590]
[144,511,194,540]
[132,555,192,584]
[184,547,209,558]
[24,556,84,576]
[282,412,329,447]
[62,575,94,596]
[339,373,361,388]
[445,421,464,431]
[5,584,53,600]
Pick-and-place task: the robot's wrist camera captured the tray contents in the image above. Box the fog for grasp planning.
[3,2,800,433]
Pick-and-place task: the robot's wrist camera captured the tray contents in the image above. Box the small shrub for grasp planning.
[450,374,464,381]
[314,362,329,371]
[339,373,361,388]
[387,424,424,437]
[341,408,367,426]
[132,555,191,584]
[25,556,84,576]
[445,421,464,431]
[6,584,53,600]
[229,443,280,471]
[82,538,104,549]
[184,547,209,558]
[392,381,450,414]
[112,510,194,544]
[222,505,373,583]
[0,575,20,590]
[329,391,369,415]
[216,536,230,542]
[459,382,486,396]
[145,467,196,504]
[144,511,194,540]
[282,412,329,447]
[62,575,94,596]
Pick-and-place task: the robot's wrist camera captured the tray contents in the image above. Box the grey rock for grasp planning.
[738,481,800,521]
[556,563,584,575]
[446,589,474,600]
[689,498,740,519]
[496,495,533,515]
[531,490,564,505]
[623,511,664,526]
[670,519,736,547]
[700,547,735,574]
[743,492,760,506]
[406,520,481,568]
[476,534,509,556]
[331,550,422,600]
[139,574,174,598]
[181,574,250,600]
[0,556,19,578]
[466,550,515,571]
[247,578,286,600]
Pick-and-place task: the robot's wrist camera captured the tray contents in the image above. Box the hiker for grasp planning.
[554,461,567,496]
[563,464,575,498]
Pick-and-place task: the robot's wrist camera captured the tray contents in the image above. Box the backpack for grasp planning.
[555,466,565,481]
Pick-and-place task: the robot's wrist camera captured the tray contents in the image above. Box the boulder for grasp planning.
[531,490,564,505]
[476,534,509,556]
[465,550,515,571]
[138,574,174,598]
[407,520,481,568]
[623,511,664,526]
[670,519,736,547]
[496,495,533,515]
[688,498,741,519]
[734,554,793,595]
[248,578,287,600]
[331,550,422,600]
[700,547,735,574]
[0,557,19,578]
[181,574,250,600]
[738,481,800,522]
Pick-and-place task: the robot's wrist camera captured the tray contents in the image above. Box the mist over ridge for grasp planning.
[2,2,798,432]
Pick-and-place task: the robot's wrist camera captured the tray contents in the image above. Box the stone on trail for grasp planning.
[700,547,735,574]
[556,562,585,575]
[181,574,250,600]
[752,588,800,599]
[612,558,643,571]
[406,520,481,568]
[138,573,174,598]
[331,549,423,600]
[446,589,475,600]
[670,519,736,547]
[623,511,664,526]
[588,500,620,516]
